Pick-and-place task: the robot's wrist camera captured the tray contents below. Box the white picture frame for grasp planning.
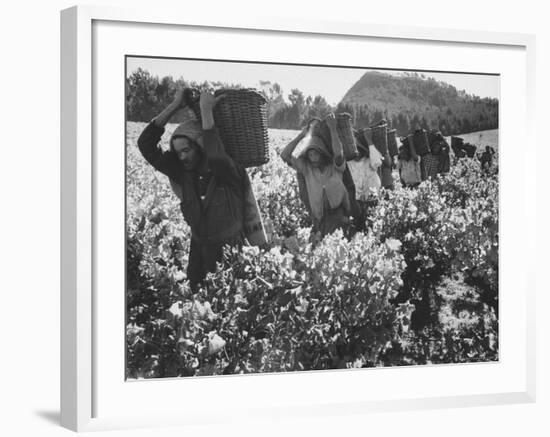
[60,5,536,432]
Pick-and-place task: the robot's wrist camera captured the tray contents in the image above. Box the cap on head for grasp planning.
[301,134,330,158]
[170,117,203,151]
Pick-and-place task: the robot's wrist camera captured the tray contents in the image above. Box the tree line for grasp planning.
[338,71,498,135]
[126,68,498,136]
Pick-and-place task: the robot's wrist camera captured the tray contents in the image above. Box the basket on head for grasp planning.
[182,87,269,168]
[213,88,269,168]
[336,113,358,160]
[387,129,399,157]
[463,143,477,158]
[309,118,332,151]
[412,129,430,156]
[371,120,388,155]
[451,136,464,148]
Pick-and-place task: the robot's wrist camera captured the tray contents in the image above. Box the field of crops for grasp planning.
[126,122,499,379]
[447,129,499,151]
[443,128,499,156]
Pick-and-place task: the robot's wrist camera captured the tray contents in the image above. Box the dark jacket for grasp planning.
[137,122,247,244]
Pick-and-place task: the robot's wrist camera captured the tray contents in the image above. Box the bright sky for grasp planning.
[127,57,499,106]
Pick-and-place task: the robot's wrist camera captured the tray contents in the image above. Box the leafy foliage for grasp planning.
[126,122,498,378]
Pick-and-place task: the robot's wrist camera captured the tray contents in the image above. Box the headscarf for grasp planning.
[299,133,332,161]
[297,131,350,220]
[168,114,204,201]
[169,118,204,150]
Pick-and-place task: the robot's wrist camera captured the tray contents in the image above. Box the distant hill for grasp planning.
[125,68,498,135]
[337,71,498,136]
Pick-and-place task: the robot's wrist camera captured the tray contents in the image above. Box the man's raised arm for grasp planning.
[198,91,242,184]
[280,126,308,169]
[137,89,186,179]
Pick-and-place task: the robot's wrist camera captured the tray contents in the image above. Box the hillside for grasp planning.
[126,68,498,136]
[338,71,499,136]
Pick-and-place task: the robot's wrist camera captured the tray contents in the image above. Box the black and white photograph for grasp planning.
[125,56,499,379]
[3,0,548,433]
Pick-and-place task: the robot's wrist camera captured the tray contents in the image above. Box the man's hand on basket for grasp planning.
[199,90,225,113]
[152,88,188,127]
[199,90,225,130]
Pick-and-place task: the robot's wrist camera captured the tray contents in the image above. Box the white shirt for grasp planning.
[347,147,383,201]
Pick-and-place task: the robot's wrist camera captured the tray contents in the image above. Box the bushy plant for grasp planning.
[137,230,413,376]
[125,123,499,378]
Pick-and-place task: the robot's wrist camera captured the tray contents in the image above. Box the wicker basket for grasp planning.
[213,89,269,167]
[309,117,358,160]
[387,129,399,157]
[451,136,464,148]
[309,119,332,151]
[336,113,358,160]
[412,129,430,156]
[183,87,269,168]
[371,121,388,155]
[354,128,368,149]
[463,143,477,158]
